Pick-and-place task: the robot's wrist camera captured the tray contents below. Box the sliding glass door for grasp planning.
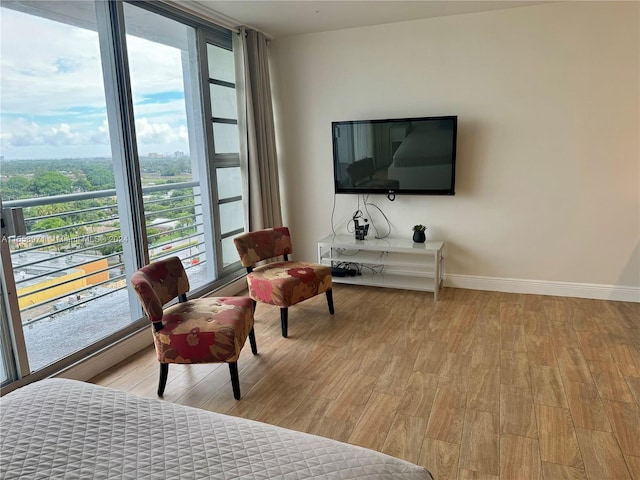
[0,1,136,372]
[123,2,216,290]
[0,0,245,384]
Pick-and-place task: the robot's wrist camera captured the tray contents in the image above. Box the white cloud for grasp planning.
[134,118,188,145]
[1,118,105,149]
[0,5,193,159]
[1,117,187,151]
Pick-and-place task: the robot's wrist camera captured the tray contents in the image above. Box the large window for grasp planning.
[123,2,215,290]
[0,0,244,386]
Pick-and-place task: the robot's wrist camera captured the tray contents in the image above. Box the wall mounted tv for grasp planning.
[332,115,457,196]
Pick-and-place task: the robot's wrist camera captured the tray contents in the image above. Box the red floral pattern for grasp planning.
[130,257,254,364]
[233,228,333,312]
[247,261,332,308]
[233,227,293,267]
[286,267,316,283]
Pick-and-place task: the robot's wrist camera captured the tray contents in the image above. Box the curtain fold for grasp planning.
[235,27,282,231]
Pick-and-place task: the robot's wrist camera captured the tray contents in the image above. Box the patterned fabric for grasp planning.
[130,257,254,364]
[130,256,190,322]
[247,261,332,307]
[233,227,293,267]
[1,379,434,479]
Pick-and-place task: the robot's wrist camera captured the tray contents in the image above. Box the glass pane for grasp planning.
[0,287,10,384]
[124,3,210,290]
[219,200,243,234]
[216,167,242,200]
[210,84,237,120]
[0,2,135,372]
[221,236,241,267]
[213,122,240,154]
[0,347,7,384]
[0,320,8,385]
[207,44,235,83]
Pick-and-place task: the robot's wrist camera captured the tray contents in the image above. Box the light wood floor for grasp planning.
[90,286,640,480]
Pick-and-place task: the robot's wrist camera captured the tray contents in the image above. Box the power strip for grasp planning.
[331,266,358,277]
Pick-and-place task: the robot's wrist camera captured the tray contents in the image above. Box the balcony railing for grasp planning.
[3,182,208,370]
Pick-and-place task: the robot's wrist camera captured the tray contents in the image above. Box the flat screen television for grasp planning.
[332,115,457,196]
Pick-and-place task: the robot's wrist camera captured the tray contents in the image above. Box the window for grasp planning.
[0,0,245,385]
[206,42,245,268]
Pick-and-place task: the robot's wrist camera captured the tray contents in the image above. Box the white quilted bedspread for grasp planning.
[0,379,433,480]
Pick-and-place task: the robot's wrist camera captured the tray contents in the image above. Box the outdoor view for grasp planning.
[0,2,240,375]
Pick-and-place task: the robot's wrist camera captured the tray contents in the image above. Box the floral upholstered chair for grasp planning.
[233,227,333,338]
[130,256,257,400]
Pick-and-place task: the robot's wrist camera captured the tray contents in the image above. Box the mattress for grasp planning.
[0,378,433,480]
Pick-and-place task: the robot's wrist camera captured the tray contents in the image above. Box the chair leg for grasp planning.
[326,289,335,314]
[158,363,169,397]
[249,326,258,355]
[251,299,257,312]
[229,362,241,400]
[280,308,288,338]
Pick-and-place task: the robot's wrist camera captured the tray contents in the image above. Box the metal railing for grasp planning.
[4,181,207,325]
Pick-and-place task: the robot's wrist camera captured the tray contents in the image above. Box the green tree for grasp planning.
[2,175,30,199]
[31,217,66,231]
[29,172,73,196]
[84,165,115,190]
[73,174,92,192]
[6,175,29,191]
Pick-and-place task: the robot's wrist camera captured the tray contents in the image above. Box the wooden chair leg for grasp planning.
[249,326,258,355]
[158,363,169,397]
[326,289,335,314]
[251,299,257,312]
[229,362,241,400]
[280,308,288,338]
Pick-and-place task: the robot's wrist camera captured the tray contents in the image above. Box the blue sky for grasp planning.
[0,6,191,160]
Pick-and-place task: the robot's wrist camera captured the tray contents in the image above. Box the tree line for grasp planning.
[1,157,191,200]
[2,157,197,258]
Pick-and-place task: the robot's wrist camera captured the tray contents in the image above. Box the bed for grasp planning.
[0,378,434,479]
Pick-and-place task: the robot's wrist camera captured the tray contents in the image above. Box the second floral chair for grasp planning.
[233,227,334,337]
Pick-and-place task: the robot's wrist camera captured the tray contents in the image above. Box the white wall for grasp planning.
[268,2,639,300]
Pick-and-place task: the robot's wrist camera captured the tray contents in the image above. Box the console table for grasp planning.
[317,234,444,300]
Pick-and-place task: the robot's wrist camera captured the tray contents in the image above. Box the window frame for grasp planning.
[0,0,246,389]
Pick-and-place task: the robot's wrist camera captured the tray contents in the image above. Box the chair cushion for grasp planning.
[154,297,254,364]
[247,261,332,308]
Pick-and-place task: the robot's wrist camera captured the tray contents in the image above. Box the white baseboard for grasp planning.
[444,274,640,303]
[56,278,248,382]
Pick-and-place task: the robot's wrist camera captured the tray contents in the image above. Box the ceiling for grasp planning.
[191,1,549,38]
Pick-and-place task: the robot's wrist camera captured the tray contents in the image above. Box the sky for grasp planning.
[0,5,191,160]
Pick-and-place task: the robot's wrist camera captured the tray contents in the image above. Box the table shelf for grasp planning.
[318,235,444,300]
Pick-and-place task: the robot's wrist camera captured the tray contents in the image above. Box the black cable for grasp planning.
[362,195,392,239]
[331,192,337,236]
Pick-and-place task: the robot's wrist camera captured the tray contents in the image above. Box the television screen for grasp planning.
[332,115,457,195]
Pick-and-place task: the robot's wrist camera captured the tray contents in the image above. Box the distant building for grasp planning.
[12,251,109,309]
[149,217,179,231]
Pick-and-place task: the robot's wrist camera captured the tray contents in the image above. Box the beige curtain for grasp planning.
[234,27,282,231]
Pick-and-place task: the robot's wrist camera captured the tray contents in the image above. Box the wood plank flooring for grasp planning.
[90,286,640,480]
